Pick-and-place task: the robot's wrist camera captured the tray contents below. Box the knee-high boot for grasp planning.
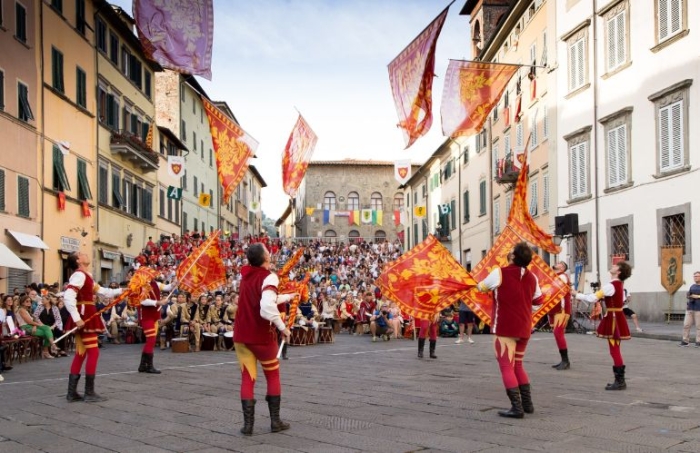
[417,338,425,358]
[605,365,626,390]
[266,395,290,432]
[240,399,255,435]
[281,342,288,360]
[66,374,83,402]
[552,349,570,370]
[519,383,534,414]
[498,387,524,419]
[83,375,106,403]
[429,340,437,359]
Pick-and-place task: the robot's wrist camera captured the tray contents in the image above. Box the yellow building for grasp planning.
[0,0,45,292]
[463,0,557,264]
[93,3,162,283]
[40,0,98,285]
[154,126,188,241]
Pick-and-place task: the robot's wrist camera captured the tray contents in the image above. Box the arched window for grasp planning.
[375,230,387,243]
[348,229,360,244]
[324,229,337,238]
[393,193,404,211]
[323,191,336,210]
[370,192,383,210]
[347,192,360,210]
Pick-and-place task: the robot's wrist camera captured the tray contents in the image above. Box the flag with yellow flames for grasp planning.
[176,231,227,297]
[282,115,317,198]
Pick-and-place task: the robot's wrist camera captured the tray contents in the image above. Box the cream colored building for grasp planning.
[0,0,45,292]
[154,126,187,241]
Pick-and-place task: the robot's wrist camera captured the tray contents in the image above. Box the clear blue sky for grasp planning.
[111,0,471,219]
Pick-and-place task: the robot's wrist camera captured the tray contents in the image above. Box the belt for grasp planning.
[77,301,95,306]
[607,308,622,312]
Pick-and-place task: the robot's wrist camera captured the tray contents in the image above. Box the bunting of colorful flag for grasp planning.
[176,231,227,297]
[282,114,318,198]
[394,160,412,185]
[373,210,383,226]
[361,209,372,224]
[352,210,360,226]
[133,0,214,80]
[441,60,518,137]
[388,5,450,149]
[375,235,477,320]
[305,207,315,216]
[464,226,568,327]
[393,210,401,226]
[202,98,258,206]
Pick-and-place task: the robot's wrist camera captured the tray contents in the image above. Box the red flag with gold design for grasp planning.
[176,231,227,297]
[463,226,569,327]
[388,5,450,149]
[375,235,477,320]
[441,60,518,137]
[282,115,317,198]
[506,136,561,255]
[202,98,258,205]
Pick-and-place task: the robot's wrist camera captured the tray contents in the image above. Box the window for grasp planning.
[17,175,29,217]
[573,231,589,266]
[128,54,142,89]
[504,134,511,158]
[181,120,186,140]
[0,69,4,111]
[193,132,197,151]
[75,0,86,35]
[159,187,165,217]
[611,223,630,261]
[142,186,153,222]
[193,176,198,196]
[530,110,538,148]
[51,0,62,14]
[76,67,86,108]
[51,47,64,93]
[607,124,628,188]
[657,0,685,43]
[392,194,404,211]
[181,173,187,190]
[529,178,538,216]
[492,142,499,176]
[17,82,33,121]
[649,80,690,175]
[112,170,123,208]
[15,2,26,43]
[144,71,151,98]
[564,23,589,93]
[479,180,486,216]
[542,170,550,213]
[109,32,119,65]
[0,169,5,211]
[209,189,213,209]
[98,161,108,204]
[96,17,106,52]
[370,192,383,211]
[565,127,591,200]
[543,104,549,138]
[52,145,70,191]
[450,200,456,230]
[462,190,469,223]
[604,3,628,72]
[77,159,92,201]
[516,123,523,149]
[657,203,690,262]
[122,176,131,213]
[121,46,130,77]
[183,212,188,231]
[323,191,336,210]
[505,192,512,217]
[347,192,359,210]
[105,93,118,129]
[493,198,500,234]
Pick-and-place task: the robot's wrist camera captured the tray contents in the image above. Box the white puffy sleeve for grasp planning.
[575,283,615,304]
[260,273,286,331]
[64,272,86,322]
[477,268,502,293]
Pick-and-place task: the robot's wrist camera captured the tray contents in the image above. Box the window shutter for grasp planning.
[607,127,619,186]
[18,176,29,217]
[616,125,627,185]
[607,15,616,70]
[671,101,683,168]
[615,12,626,66]
[659,105,671,170]
[0,70,4,110]
[569,41,576,91]
[479,181,486,215]
[543,105,549,138]
[670,0,682,36]
[494,200,500,234]
[0,169,5,211]
[516,123,523,148]
[530,110,538,147]
[529,180,538,216]
[463,190,469,223]
[492,143,499,175]
[542,172,550,212]
[575,39,585,88]
[578,143,587,195]
[570,144,579,198]
[505,192,512,217]
[159,188,165,217]
[504,134,511,157]
[98,165,108,204]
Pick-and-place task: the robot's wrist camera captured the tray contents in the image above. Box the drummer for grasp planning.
[207,294,226,350]
[296,294,319,331]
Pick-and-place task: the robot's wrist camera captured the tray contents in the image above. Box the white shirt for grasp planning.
[259,273,294,331]
[63,271,123,322]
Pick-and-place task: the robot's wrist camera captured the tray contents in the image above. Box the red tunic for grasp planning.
[491,265,539,339]
[596,280,630,340]
[64,271,104,334]
[549,272,572,315]
[140,281,161,323]
[233,265,278,345]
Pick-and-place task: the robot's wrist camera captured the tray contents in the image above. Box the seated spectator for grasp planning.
[354,291,375,335]
[33,293,67,356]
[440,310,459,338]
[1,294,21,338]
[339,295,356,334]
[388,301,404,339]
[16,295,58,359]
[296,296,319,330]
[320,292,338,331]
[370,303,394,341]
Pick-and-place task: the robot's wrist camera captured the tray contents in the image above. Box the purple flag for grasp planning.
[134,0,214,80]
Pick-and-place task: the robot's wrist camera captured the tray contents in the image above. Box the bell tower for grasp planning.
[460,0,512,58]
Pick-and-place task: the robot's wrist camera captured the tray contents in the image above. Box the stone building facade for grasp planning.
[297,160,408,242]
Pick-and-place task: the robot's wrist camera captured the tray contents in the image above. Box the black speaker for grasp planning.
[555,213,579,236]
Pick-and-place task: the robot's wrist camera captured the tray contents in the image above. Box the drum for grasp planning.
[223,331,234,350]
[289,327,306,346]
[332,320,341,334]
[171,338,189,353]
[318,327,334,344]
[304,328,316,345]
[201,333,217,351]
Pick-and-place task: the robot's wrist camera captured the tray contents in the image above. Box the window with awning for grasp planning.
[53,145,70,191]
[77,159,92,201]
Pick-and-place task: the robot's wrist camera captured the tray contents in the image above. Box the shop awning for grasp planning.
[0,243,32,270]
[6,230,50,250]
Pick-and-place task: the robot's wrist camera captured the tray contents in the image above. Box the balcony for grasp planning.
[110,130,159,173]
[495,154,520,185]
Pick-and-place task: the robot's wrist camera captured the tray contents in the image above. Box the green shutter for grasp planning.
[77,160,92,200]
[112,173,124,207]
[53,145,71,191]
[18,176,29,217]
[0,169,5,211]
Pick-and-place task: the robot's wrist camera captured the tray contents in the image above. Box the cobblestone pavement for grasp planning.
[1,331,698,452]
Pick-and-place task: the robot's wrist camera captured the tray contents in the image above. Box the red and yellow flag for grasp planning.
[388,5,450,149]
[463,226,569,327]
[282,115,317,198]
[126,267,160,308]
[375,234,477,320]
[507,138,561,255]
[441,60,518,137]
[202,98,258,205]
[176,231,227,297]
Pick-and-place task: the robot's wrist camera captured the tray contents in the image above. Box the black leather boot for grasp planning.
[605,365,626,390]
[144,353,161,374]
[417,338,425,358]
[240,399,255,435]
[282,343,288,360]
[138,352,148,372]
[498,388,524,419]
[83,375,107,402]
[429,340,437,359]
[519,383,534,414]
[553,349,570,370]
[66,374,83,402]
[266,395,290,432]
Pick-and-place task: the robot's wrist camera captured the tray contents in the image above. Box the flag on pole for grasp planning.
[375,235,477,320]
[414,206,426,218]
[133,0,214,80]
[167,156,185,178]
[394,159,412,185]
[176,231,227,297]
[388,5,450,149]
[202,97,257,205]
[282,114,317,198]
[353,210,360,225]
[145,122,154,149]
[441,60,518,137]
